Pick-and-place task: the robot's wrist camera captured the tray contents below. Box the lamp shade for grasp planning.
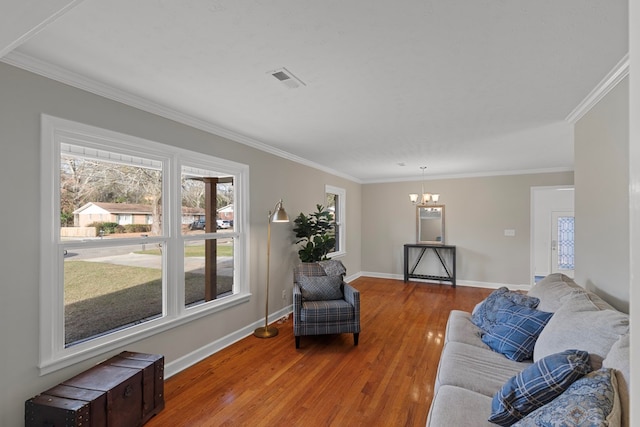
[271,200,289,222]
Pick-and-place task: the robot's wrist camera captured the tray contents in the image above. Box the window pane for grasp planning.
[181,167,234,234]
[60,145,163,238]
[326,192,338,252]
[64,243,164,346]
[184,238,235,307]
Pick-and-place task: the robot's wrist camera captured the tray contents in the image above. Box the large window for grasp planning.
[325,185,346,257]
[40,115,249,374]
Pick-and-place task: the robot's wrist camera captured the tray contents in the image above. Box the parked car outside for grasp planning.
[217,219,231,229]
[189,218,206,230]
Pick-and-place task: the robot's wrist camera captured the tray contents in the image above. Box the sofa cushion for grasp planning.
[427,385,496,427]
[527,273,584,313]
[512,368,621,427]
[488,350,591,426]
[533,292,629,369]
[435,341,531,397]
[471,287,540,332]
[482,305,553,362]
[298,275,343,300]
[444,310,490,349]
[603,334,630,427]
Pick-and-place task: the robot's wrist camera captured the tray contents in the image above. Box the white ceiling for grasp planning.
[1,0,628,183]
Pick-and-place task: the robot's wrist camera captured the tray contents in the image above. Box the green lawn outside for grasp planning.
[136,243,233,257]
[64,246,233,345]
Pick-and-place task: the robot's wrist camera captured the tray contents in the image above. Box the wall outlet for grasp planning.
[504,229,516,237]
[282,289,287,300]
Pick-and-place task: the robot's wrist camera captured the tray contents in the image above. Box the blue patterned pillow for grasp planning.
[489,350,592,426]
[472,287,540,332]
[298,275,343,301]
[481,305,553,361]
[513,368,620,426]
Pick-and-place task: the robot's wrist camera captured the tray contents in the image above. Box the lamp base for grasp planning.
[254,326,279,338]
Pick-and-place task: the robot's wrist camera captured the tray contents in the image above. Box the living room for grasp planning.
[1,1,638,426]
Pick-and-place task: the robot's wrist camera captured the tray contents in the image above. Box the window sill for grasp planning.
[39,292,251,375]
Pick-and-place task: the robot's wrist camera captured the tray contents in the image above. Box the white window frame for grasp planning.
[325,185,346,258]
[40,115,250,374]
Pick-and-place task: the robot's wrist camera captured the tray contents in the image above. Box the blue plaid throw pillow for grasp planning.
[489,349,592,426]
[472,287,540,332]
[481,304,553,362]
[298,275,343,301]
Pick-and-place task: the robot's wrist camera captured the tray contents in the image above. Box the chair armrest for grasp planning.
[293,283,303,320]
[343,283,360,310]
[293,283,302,301]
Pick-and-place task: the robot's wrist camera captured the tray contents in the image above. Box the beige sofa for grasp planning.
[426,274,630,426]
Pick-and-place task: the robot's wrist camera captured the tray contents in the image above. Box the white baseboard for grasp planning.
[163,305,291,379]
[358,271,531,291]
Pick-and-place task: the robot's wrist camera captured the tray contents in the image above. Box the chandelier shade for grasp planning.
[409,166,439,205]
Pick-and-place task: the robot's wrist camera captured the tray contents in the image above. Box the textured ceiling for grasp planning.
[1,0,629,182]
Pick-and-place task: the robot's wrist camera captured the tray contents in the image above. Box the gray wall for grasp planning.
[362,172,574,286]
[0,62,361,425]
[574,77,630,313]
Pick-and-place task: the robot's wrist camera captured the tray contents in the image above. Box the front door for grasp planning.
[551,211,575,277]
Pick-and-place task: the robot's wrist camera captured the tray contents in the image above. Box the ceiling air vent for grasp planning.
[268,67,306,89]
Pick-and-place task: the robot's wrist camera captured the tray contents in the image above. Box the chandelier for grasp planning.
[409,166,440,205]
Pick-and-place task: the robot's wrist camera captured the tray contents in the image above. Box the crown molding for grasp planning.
[1,51,362,183]
[565,53,630,124]
[0,1,84,58]
[363,166,574,184]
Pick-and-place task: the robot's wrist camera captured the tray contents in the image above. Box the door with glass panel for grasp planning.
[551,211,575,277]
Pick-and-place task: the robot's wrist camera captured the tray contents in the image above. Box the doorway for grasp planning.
[530,186,575,285]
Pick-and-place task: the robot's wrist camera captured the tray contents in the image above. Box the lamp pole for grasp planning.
[254,200,289,338]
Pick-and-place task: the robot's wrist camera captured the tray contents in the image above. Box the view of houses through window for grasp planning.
[59,151,237,346]
[180,167,235,308]
[43,117,246,370]
[60,146,167,345]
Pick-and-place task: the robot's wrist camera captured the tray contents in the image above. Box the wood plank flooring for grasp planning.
[146,277,492,427]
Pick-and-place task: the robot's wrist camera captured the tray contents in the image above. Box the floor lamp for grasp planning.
[254,199,290,338]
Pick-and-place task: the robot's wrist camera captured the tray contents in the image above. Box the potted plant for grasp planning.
[292,204,336,262]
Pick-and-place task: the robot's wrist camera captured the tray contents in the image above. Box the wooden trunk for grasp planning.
[25,352,164,427]
[102,352,165,423]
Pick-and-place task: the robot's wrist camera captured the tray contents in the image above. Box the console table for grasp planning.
[403,244,456,287]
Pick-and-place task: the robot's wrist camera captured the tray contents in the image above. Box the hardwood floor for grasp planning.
[146,277,492,427]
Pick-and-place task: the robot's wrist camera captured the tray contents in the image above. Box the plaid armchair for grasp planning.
[293,261,361,349]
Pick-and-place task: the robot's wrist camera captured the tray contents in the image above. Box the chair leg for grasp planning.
[354,333,359,346]
[295,336,300,349]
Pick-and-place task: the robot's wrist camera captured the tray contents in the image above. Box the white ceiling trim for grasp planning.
[1,50,362,183]
[363,166,575,185]
[565,54,629,124]
[0,0,85,58]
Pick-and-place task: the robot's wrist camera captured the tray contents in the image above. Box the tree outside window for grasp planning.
[40,115,249,374]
